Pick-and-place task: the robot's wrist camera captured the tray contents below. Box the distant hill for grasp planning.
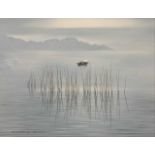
[0,35,112,51]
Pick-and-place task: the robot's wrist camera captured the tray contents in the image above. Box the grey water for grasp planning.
[0,50,154,136]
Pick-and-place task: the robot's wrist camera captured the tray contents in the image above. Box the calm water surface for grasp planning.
[0,50,154,136]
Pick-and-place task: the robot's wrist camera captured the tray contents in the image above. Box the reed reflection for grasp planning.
[27,66,128,121]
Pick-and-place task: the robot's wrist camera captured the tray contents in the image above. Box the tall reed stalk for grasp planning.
[27,65,128,120]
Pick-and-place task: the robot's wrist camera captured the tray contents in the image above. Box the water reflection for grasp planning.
[27,66,129,121]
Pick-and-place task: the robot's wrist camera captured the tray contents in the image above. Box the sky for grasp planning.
[0,18,154,51]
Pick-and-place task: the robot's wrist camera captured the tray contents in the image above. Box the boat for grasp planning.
[77,60,88,66]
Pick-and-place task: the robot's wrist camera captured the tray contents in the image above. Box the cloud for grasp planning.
[25,19,154,29]
[0,19,153,36]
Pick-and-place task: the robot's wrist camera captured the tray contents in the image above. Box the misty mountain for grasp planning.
[0,35,111,51]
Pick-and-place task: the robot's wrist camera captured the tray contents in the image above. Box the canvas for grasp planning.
[0,19,154,136]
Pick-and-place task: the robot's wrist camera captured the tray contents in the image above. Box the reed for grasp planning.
[27,65,128,120]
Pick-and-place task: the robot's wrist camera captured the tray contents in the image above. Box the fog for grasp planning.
[0,19,154,136]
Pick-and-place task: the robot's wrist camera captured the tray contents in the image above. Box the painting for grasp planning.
[0,19,154,136]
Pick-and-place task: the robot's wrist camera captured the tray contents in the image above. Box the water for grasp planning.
[0,50,154,136]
